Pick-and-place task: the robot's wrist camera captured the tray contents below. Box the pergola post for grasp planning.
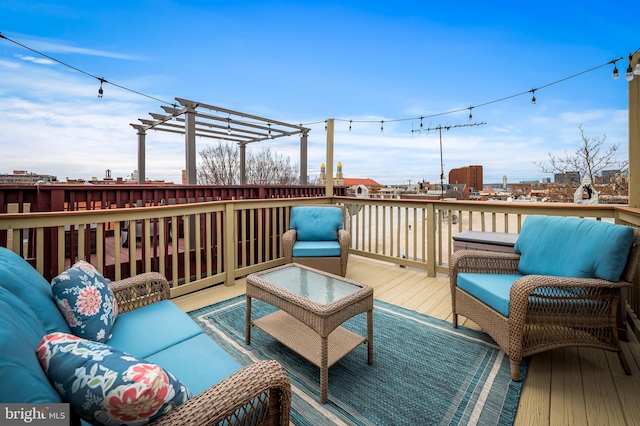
[325,119,334,197]
[133,126,146,184]
[629,52,640,208]
[239,143,247,185]
[184,102,198,185]
[300,131,308,185]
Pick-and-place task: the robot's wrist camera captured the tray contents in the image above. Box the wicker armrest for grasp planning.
[338,229,351,249]
[151,360,291,426]
[109,272,170,314]
[282,229,297,262]
[450,249,521,278]
[509,274,632,320]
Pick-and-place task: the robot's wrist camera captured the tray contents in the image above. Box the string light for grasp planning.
[322,55,627,133]
[0,32,174,105]
[227,116,231,135]
[98,78,105,98]
[1,32,634,132]
[627,49,640,81]
[468,107,473,121]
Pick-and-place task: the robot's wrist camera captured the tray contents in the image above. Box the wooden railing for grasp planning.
[2,196,640,336]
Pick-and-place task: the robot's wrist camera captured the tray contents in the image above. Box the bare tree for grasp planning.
[197,142,240,185]
[246,146,299,185]
[198,142,299,185]
[534,124,628,183]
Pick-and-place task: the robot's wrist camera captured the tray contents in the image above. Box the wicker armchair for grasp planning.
[283,205,350,276]
[450,217,640,382]
[111,273,291,426]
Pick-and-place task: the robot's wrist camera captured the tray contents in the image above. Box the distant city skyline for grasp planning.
[0,2,636,185]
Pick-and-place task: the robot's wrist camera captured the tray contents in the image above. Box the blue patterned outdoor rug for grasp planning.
[188,296,525,426]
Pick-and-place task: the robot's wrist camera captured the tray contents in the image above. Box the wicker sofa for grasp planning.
[283,205,350,276]
[450,215,640,381]
[0,246,290,425]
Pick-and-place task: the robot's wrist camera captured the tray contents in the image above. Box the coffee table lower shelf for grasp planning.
[252,310,366,368]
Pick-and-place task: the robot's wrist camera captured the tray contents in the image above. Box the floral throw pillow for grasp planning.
[51,260,118,342]
[38,332,193,425]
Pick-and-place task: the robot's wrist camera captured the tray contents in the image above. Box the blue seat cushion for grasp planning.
[290,206,343,241]
[457,273,523,317]
[0,247,71,334]
[146,333,242,396]
[38,332,192,426]
[292,240,341,257]
[515,215,634,282]
[107,300,203,359]
[0,288,62,403]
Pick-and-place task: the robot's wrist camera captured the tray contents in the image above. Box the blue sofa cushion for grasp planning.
[146,333,242,396]
[51,260,118,343]
[107,300,204,359]
[515,215,634,282]
[457,273,523,317]
[38,332,192,426]
[0,288,63,403]
[290,206,343,241]
[0,246,70,334]
[292,240,341,257]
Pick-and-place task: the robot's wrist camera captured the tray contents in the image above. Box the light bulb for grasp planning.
[626,65,634,82]
[613,65,619,79]
[634,60,640,75]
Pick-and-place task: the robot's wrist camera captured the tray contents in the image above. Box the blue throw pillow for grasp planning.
[51,260,118,342]
[37,332,192,426]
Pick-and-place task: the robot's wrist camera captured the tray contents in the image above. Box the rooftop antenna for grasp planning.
[420,122,486,199]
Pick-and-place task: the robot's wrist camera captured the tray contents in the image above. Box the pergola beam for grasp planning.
[134,98,311,185]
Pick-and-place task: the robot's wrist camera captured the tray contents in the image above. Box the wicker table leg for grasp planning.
[245,295,252,345]
[320,335,328,404]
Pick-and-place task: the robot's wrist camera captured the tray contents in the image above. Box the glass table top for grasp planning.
[258,266,361,305]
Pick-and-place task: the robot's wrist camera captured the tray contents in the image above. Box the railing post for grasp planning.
[426,202,437,277]
[224,201,236,286]
[629,51,640,208]
[325,119,334,197]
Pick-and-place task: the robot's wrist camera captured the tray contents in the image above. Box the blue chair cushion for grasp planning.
[106,300,204,359]
[37,332,192,426]
[51,260,118,342]
[289,206,343,241]
[0,288,63,403]
[292,241,341,257]
[146,333,242,396]
[457,273,523,317]
[514,215,634,282]
[0,246,71,334]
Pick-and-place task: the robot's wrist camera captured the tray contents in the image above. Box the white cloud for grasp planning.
[16,54,56,65]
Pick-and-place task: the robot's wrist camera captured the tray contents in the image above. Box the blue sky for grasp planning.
[0,1,637,185]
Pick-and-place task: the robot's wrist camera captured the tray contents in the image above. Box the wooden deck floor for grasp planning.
[173,255,640,426]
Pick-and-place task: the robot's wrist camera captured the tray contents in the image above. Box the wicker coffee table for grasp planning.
[245,263,374,403]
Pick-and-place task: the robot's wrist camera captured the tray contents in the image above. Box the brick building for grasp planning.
[448,165,483,192]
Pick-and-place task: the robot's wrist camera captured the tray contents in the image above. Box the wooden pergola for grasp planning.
[131,98,311,185]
